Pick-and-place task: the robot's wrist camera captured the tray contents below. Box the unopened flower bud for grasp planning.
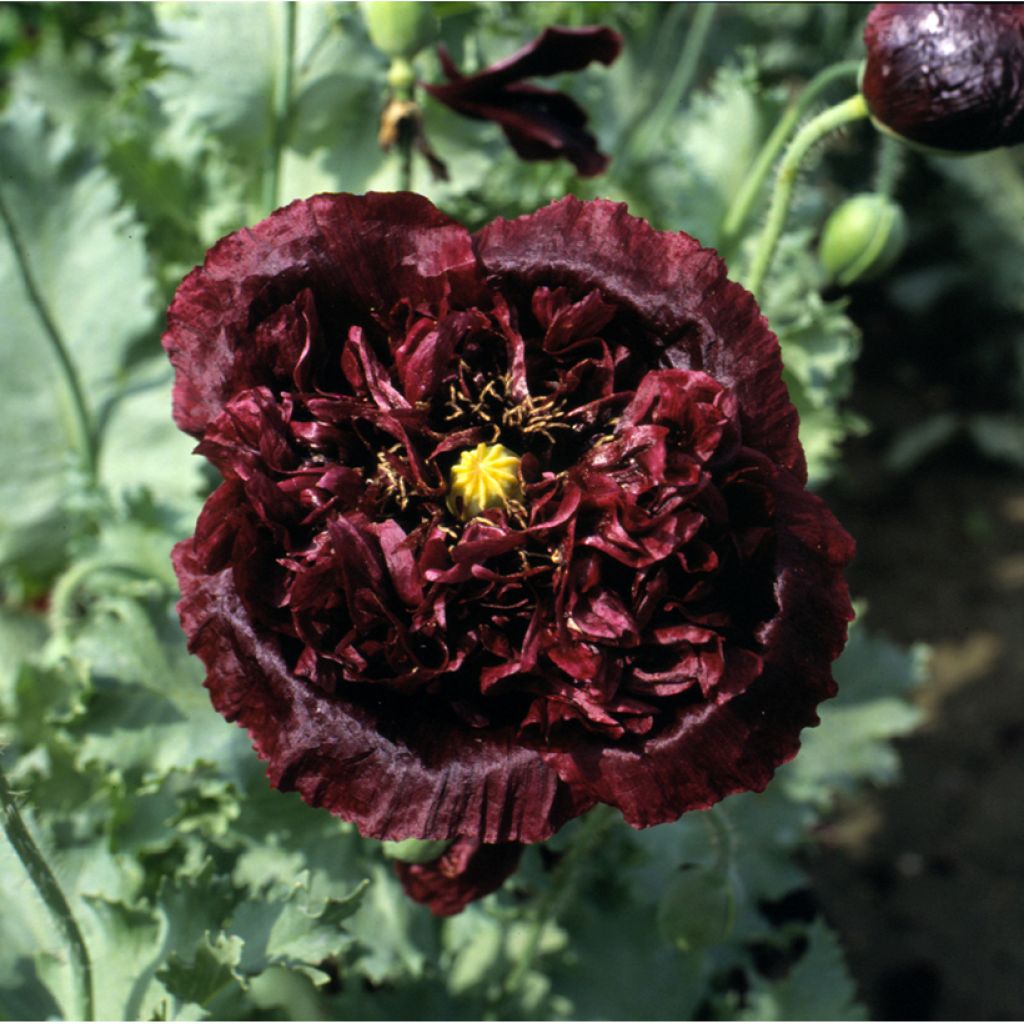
[818,192,908,286]
[363,2,437,59]
[381,837,452,864]
[862,3,1024,152]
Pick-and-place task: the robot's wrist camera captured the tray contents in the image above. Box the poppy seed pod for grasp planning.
[862,3,1024,152]
[363,1,437,60]
[819,193,908,286]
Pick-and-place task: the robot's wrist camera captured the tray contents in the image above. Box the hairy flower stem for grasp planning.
[504,805,617,998]
[745,92,870,297]
[47,555,156,638]
[0,762,94,1020]
[0,187,98,485]
[265,0,298,215]
[873,134,906,198]
[390,65,416,192]
[720,59,862,251]
[705,806,735,873]
[631,3,716,160]
[398,124,415,193]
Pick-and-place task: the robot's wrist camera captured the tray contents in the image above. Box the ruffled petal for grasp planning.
[163,192,483,436]
[473,196,806,480]
[539,468,853,826]
[173,536,593,843]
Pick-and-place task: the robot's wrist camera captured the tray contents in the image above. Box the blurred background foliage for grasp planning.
[0,3,1021,1020]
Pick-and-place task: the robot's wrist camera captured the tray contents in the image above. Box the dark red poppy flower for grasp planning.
[164,193,854,871]
[862,3,1024,152]
[422,26,622,176]
[393,838,524,917]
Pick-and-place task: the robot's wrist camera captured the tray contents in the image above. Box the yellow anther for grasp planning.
[448,442,522,520]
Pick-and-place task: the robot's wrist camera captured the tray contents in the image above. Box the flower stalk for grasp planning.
[391,63,416,193]
[0,761,94,1021]
[720,58,862,251]
[745,92,869,296]
[505,805,617,997]
[629,3,716,161]
[873,134,906,199]
[265,0,297,215]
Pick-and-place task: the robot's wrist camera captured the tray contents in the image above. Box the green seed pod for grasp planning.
[818,192,908,287]
[363,2,438,59]
[381,837,451,864]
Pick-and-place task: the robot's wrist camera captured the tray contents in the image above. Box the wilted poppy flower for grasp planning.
[862,3,1024,151]
[423,26,622,176]
[393,837,524,916]
[165,193,853,873]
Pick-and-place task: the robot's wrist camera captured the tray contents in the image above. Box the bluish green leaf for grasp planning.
[740,919,864,1021]
[99,359,206,524]
[228,880,367,983]
[785,619,927,807]
[549,883,706,1020]
[0,608,47,713]
[73,896,167,1021]
[441,907,505,996]
[152,3,388,214]
[156,931,244,1007]
[759,230,865,484]
[0,96,156,574]
[347,864,435,985]
[718,791,814,911]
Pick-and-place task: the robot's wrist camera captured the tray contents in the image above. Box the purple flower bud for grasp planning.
[862,3,1024,152]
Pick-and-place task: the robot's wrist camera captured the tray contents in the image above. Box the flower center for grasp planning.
[448,442,522,520]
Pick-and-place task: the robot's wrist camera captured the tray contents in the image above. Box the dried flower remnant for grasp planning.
[423,26,623,176]
[862,3,1024,151]
[163,192,853,912]
[393,837,524,917]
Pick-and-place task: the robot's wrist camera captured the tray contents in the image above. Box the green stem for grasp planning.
[745,92,869,297]
[504,805,616,997]
[630,3,716,160]
[644,2,691,91]
[720,59,862,248]
[265,0,298,214]
[705,806,734,872]
[0,762,93,1020]
[0,187,97,485]
[385,57,417,192]
[873,134,906,198]
[47,556,156,638]
[398,125,414,193]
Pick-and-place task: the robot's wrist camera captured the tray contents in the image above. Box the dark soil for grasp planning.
[811,460,1024,1020]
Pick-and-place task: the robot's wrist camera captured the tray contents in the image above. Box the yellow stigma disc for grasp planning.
[448,442,522,520]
